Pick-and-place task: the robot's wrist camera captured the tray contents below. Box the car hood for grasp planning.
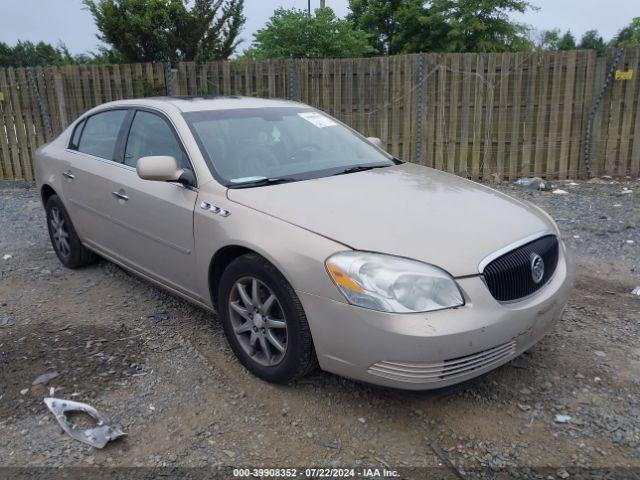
[227,163,555,277]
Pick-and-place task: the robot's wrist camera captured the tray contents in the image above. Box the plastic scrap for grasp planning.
[632,286,640,296]
[2,254,12,260]
[32,371,59,385]
[554,414,572,424]
[514,177,553,191]
[552,189,569,195]
[44,397,126,448]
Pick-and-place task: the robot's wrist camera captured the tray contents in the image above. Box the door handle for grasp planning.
[62,170,75,180]
[111,191,129,201]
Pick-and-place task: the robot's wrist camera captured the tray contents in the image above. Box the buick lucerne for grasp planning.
[35,97,574,390]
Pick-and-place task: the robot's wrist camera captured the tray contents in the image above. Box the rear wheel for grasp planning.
[218,253,317,383]
[45,195,97,269]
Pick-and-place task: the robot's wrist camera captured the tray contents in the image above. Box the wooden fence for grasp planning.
[1,48,640,182]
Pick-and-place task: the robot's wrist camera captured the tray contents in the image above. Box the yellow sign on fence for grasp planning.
[615,69,634,80]
[0,91,4,102]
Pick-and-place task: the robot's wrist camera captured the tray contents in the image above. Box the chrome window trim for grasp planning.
[477,229,555,273]
[65,104,200,187]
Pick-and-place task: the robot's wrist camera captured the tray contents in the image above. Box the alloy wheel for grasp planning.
[50,207,71,258]
[228,276,288,367]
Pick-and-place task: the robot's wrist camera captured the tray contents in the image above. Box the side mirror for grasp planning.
[366,137,384,149]
[137,156,184,183]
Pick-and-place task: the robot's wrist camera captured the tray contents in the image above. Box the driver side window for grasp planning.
[124,111,185,168]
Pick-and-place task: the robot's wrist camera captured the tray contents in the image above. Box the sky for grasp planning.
[0,0,636,56]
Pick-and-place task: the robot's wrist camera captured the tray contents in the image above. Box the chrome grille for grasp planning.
[482,235,559,302]
[368,341,517,384]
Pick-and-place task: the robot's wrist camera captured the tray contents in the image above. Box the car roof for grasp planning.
[100,96,304,113]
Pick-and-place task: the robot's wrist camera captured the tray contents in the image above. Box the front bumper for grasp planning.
[299,244,575,390]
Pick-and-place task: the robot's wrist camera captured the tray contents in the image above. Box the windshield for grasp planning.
[183,107,394,186]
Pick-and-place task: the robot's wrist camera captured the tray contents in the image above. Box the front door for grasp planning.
[107,109,200,298]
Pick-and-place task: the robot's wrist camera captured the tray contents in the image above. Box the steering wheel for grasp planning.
[289,142,324,162]
[235,145,280,178]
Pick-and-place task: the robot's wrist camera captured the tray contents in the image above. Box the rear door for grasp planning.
[107,109,200,298]
[62,109,131,254]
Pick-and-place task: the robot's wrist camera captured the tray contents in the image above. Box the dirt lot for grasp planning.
[1,178,639,478]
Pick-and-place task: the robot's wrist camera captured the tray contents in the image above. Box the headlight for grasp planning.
[325,251,464,313]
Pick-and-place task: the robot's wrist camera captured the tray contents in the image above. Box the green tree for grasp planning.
[73,47,128,65]
[557,30,576,50]
[536,28,560,50]
[578,30,605,56]
[430,0,534,52]
[611,17,640,47]
[348,0,534,54]
[0,42,12,67]
[247,7,372,59]
[0,40,75,67]
[348,0,450,54]
[83,0,246,63]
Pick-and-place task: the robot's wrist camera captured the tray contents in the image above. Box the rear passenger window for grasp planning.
[77,110,128,161]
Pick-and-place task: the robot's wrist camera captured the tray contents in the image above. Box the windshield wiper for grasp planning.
[333,164,393,176]
[227,176,297,188]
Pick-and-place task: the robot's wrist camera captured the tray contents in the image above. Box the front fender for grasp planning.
[194,185,348,308]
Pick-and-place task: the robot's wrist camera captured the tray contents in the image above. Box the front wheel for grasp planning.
[218,253,317,383]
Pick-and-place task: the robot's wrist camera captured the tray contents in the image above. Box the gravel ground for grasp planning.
[0,178,639,479]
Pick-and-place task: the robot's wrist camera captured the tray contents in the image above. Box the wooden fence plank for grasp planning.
[320,60,330,115]
[16,68,39,181]
[434,55,446,170]
[604,59,624,176]
[483,53,498,178]
[0,69,13,178]
[458,53,472,176]
[570,51,589,178]
[0,68,22,179]
[493,53,509,179]
[546,53,563,178]
[508,53,525,179]
[368,58,377,137]
[379,57,389,150]
[630,77,640,177]
[390,56,401,158]
[558,50,577,179]
[520,53,537,177]
[357,58,366,136]
[0,95,10,178]
[446,53,460,174]
[6,68,30,180]
[471,55,485,178]
[20,68,46,151]
[617,48,639,176]
[533,53,550,176]
[403,55,414,162]
[425,54,438,168]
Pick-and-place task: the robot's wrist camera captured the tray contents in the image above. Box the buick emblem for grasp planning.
[530,253,545,284]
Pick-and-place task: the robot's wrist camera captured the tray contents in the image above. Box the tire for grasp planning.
[45,194,97,269]
[218,253,317,384]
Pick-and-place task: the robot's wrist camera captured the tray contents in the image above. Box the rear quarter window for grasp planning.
[69,119,85,150]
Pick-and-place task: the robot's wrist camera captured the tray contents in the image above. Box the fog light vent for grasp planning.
[368,340,517,384]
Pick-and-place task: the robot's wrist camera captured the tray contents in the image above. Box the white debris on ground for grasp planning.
[554,415,572,424]
[552,189,569,195]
